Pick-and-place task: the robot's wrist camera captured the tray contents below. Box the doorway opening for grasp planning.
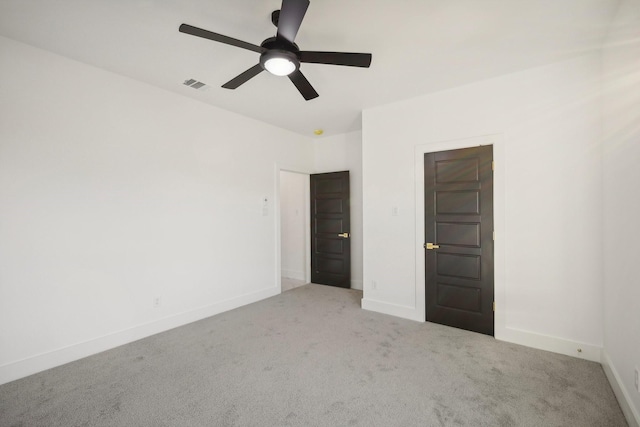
[279,170,310,292]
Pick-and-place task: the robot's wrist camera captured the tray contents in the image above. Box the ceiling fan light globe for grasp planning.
[264,57,296,76]
[259,48,300,76]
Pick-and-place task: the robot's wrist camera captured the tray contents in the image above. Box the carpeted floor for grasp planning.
[0,284,627,426]
[281,277,306,292]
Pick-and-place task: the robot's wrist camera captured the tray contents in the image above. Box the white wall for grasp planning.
[362,54,604,361]
[314,131,364,290]
[601,0,640,424]
[0,36,314,384]
[280,171,308,281]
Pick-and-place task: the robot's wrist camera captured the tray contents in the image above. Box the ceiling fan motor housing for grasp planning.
[259,37,301,73]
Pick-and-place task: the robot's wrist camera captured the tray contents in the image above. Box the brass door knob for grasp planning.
[425,243,440,250]
[338,233,350,238]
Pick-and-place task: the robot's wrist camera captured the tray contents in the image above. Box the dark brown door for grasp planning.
[424,146,494,336]
[310,171,351,288]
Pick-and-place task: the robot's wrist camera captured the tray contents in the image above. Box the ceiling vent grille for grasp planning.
[183,79,208,90]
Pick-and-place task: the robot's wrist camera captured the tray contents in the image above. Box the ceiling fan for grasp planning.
[179,0,372,101]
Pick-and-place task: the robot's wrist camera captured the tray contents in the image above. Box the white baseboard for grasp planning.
[361,298,421,321]
[361,301,602,362]
[0,287,280,386]
[282,269,305,281]
[497,327,602,362]
[602,350,640,427]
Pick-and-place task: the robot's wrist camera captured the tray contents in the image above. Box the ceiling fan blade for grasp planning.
[288,70,318,101]
[179,24,264,53]
[276,0,309,44]
[222,64,264,89]
[300,51,372,68]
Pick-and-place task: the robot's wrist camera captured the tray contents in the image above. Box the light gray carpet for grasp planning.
[281,277,307,292]
[0,285,627,427]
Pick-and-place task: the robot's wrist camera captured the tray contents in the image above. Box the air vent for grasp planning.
[183,79,208,91]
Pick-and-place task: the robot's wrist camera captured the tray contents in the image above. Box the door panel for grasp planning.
[315,238,344,254]
[436,253,480,279]
[311,171,351,288]
[436,191,480,214]
[315,218,343,233]
[425,146,494,336]
[436,223,481,247]
[436,283,481,312]
[315,177,345,194]
[316,199,344,213]
[436,158,480,183]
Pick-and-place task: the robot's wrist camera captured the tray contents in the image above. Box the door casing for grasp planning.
[413,134,505,339]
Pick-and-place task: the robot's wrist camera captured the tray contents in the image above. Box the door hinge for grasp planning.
[493,231,495,241]
[493,301,496,312]
[492,161,495,171]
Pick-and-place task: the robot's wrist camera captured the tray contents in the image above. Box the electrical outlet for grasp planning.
[635,367,639,393]
[153,297,161,308]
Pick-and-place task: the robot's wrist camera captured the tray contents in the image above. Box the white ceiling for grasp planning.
[0,0,620,137]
